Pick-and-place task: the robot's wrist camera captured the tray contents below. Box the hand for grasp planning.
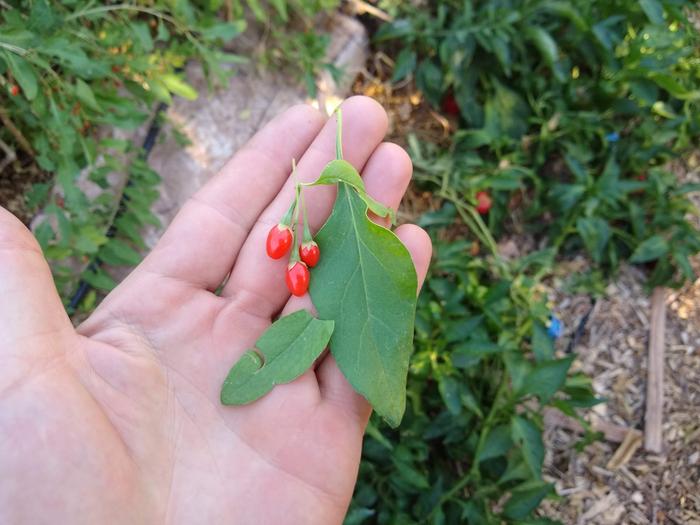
[0,97,431,524]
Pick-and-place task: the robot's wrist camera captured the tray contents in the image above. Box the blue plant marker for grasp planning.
[547,315,563,339]
[605,131,620,143]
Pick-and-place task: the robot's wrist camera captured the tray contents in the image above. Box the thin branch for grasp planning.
[0,137,16,173]
[0,107,34,156]
[351,0,394,22]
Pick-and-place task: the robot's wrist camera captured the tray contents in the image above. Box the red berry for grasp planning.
[285,261,310,297]
[441,93,459,116]
[266,224,293,259]
[299,241,320,268]
[9,85,19,96]
[475,191,492,215]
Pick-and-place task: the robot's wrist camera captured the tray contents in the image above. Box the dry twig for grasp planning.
[645,286,667,453]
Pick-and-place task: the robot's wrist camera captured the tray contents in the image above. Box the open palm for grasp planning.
[0,97,431,524]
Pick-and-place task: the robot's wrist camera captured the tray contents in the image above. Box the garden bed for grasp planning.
[352,54,700,524]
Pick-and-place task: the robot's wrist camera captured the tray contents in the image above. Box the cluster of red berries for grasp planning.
[265,195,320,297]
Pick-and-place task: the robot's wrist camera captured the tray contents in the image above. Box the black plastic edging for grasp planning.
[68,101,168,312]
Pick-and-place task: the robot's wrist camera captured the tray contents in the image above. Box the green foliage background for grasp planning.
[0,0,337,307]
[347,0,700,523]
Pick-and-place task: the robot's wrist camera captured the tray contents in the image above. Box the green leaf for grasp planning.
[576,217,610,264]
[526,27,558,69]
[75,79,100,111]
[99,239,142,266]
[220,310,334,405]
[438,376,462,415]
[201,20,247,42]
[505,352,532,393]
[521,356,575,402]
[477,425,512,462]
[310,184,418,427]
[673,250,695,281]
[484,80,530,140]
[130,21,153,52]
[630,235,668,263]
[4,52,38,100]
[392,458,430,489]
[531,320,554,361]
[82,268,117,291]
[161,73,199,100]
[345,508,375,525]
[639,0,664,24]
[511,416,544,477]
[307,160,396,223]
[392,49,416,82]
[268,0,288,21]
[245,0,266,21]
[499,456,533,484]
[415,60,443,105]
[541,2,587,30]
[148,79,173,104]
[503,480,553,520]
[452,339,502,368]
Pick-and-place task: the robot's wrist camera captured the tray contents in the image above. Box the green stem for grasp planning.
[300,188,313,243]
[335,108,343,160]
[441,190,498,256]
[289,185,302,264]
[65,4,178,26]
[428,375,509,517]
[0,42,29,56]
[280,199,296,227]
[287,159,302,263]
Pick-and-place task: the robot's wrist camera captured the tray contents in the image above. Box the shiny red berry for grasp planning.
[9,85,19,96]
[299,241,320,268]
[441,93,459,116]
[475,191,492,215]
[266,224,293,259]
[285,261,310,297]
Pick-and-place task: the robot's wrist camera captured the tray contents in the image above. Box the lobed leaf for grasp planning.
[220,310,334,405]
[310,184,417,427]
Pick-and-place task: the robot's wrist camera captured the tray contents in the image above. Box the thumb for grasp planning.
[0,207,72,369]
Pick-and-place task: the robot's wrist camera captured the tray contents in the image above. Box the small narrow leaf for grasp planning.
[5,52,38,100]
[220,310,334,405]
[438,376,462,415]
[630,235,668,263]
[526,26,558,68]
[639,0,664,24]
[161,73,198,100]
[75,79,101,111]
